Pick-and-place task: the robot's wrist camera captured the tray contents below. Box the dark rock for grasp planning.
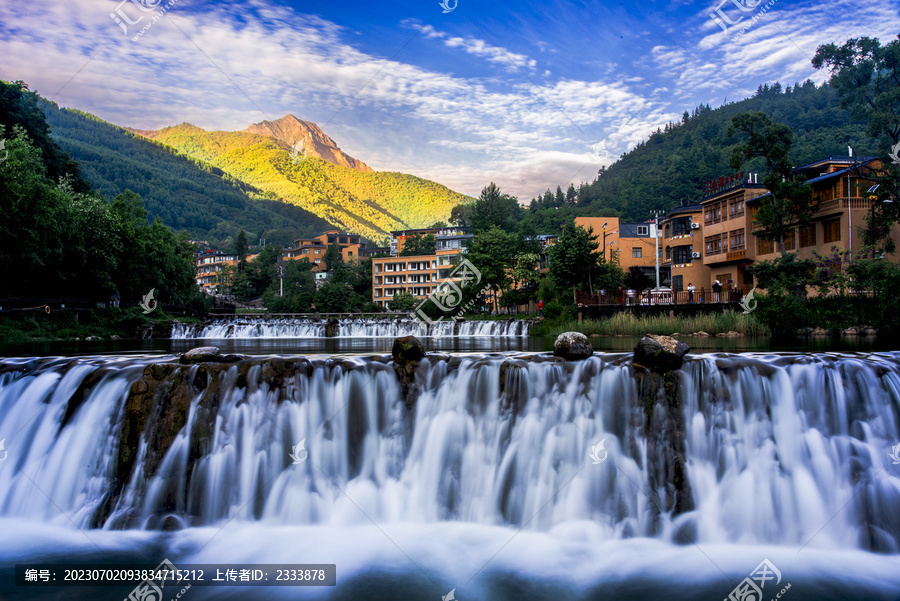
[392,336,426,365]
[324,316,340,337]
[633,334,690,372]
[553,331,593,360]
[179,346,245,364]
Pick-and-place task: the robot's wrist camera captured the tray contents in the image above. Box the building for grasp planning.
[661,203,710,294]
[696,172,768,291]
[391,226,473,256]
[283,229,376,271]
[195,252,239,290]
[753,156,900,263]
[574,217,670,286]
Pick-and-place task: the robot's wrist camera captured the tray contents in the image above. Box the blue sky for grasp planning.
[1,0,898,199]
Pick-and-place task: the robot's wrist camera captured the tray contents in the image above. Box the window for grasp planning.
[314,259,321,264]
[672,275,684,292]
[671,216,692,237]
[799,224,816,248]
[729,229,745,251]
[633,247,642,258]
[637,226,649,236]
[784,230,796,251]
[666,246,672,261]
[823,218,841,243]
[704,202,721,224]
[672,245,694,264]
[314,249,321,254]
[339,237,348,244]
[757,237,774,255]
[705,234,722,255]
[664,224,671,238]
[729,198,745,218]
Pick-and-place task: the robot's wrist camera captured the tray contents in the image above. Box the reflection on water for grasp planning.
[0,334,893,357]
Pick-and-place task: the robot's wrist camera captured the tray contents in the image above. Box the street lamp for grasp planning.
[602,227,618,261]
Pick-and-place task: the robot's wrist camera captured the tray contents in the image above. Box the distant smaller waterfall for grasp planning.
[170,317,532,339]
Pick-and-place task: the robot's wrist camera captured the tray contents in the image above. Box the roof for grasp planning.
[803,161,877,185]
[667,204,702,217]
[793,155,877,173]
[619,223,653,238]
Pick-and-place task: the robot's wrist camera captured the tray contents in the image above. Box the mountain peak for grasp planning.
[243,115,373,172]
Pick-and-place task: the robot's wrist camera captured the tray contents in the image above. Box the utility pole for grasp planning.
[848,146,854,258]
[651,210,664,292]
[277,264,285,297]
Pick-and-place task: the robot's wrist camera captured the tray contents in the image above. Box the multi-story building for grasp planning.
[753,156,900,263]
[391,226,473,256]
[195,252,239,290]
[697,172,768,291]
[661,203,709,294]
[283,229,375,271]
[574,217,670,285]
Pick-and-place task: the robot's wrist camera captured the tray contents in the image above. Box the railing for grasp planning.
[576,287,749,307]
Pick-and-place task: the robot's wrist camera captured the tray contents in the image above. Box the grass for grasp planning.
[537,310,769,338]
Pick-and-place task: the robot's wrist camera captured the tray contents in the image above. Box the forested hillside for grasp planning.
[40,101,332,248]
[528,81,878,226]
[141,123,472,242]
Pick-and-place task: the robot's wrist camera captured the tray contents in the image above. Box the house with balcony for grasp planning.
[661,203,709,294]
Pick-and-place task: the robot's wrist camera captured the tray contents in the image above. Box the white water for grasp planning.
[170,318,531,339]
[1,352,899,599]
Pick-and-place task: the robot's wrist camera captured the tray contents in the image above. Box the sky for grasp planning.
[1,0,898,200]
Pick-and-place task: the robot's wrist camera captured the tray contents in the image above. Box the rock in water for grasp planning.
[179,346,243,364]
[632,334,690,372]
[553,332,594,360]
[392,336,426,365]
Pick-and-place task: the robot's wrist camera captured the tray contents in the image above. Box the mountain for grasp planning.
[137,120,471,241]
[529,81,878,223]
[40,100,331,248]
[243,115,373,172]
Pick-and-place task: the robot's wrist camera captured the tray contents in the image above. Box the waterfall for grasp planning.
[1,352,898,553]
[170,318,532,339]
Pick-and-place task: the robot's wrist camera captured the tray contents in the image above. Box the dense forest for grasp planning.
[141,124,472,243]
[0,81,204,310]
[523,80,880,230]
[39,99,332,249]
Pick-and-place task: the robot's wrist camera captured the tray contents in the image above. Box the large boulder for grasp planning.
[392,336,426,365]
[179,346,243,364]
[633,335,690,372]
[553,332,594,361]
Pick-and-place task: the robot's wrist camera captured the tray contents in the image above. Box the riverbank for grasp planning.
[533,310,769,338]
[0,308,201,342]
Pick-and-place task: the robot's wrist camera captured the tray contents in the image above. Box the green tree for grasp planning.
[465,226,520,313]
[549,223,621,301]
[728,113,815,254]
[400,233,436,256]
[469,183,521,232]
[235,229,248,272]
[324,242,343,271]
[389,291,418,312]
[813,36,900,251]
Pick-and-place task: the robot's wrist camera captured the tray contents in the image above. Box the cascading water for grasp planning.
[1,352,899,600]
[170,317,531,339]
